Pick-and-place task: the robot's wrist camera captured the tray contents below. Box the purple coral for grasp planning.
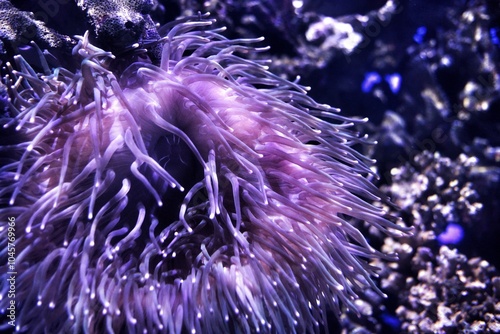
[0,15,409,333]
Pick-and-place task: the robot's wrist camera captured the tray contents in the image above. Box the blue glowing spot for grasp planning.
[385,73,401,94]
[490,28,500,46]
[437,223,464,245]
[381,312,401,331]
[361,72,381,93]
[413,26,427,44]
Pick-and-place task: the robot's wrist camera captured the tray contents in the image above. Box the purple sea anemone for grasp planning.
[0,15,409,333]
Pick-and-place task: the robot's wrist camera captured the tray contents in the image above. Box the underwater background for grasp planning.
[1,0,499,333]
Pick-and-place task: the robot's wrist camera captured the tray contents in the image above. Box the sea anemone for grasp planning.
[0,15,409,333]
